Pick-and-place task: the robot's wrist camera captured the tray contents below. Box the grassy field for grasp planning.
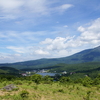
[0,80,100,100]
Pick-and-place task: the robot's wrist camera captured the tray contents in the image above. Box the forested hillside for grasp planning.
[0,66,20,75]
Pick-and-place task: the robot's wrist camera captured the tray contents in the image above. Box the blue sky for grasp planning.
[0,0,100,63]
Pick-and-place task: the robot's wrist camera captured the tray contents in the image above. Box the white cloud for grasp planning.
[0,0,49,19]
[54,4,73,14]
[6,46,26,53]
[0,0,23,13]
[0,52,23,63]
[88,18,100,32]
[38,18,100,58]
[25,0,49,15]
[64,25,68,28]
[40,38,53,44]
[0,0,74,19]
[0,31,47,44]
[60,4,73,10]
[78,26,85,32]
[78,18,100,44]
[41,37,73,50]
[34,49,49,55]
[56,49,70,57]
[0,15,17,19]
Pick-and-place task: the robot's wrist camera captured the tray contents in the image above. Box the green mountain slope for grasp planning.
[49,62,100,79]
[0,66,20,74]
[50,62,100,73]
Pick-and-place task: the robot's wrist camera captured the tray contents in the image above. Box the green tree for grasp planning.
[59,76,70,83]
[31,74,42,84]
[42,75,53,84]
[93,74,100,85]
[82,76,93,87]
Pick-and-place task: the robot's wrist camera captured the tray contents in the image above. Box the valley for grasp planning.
[0,46,100,100]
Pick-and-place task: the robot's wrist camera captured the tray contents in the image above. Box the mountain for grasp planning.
[0,46,100,70]
[60,45,100,64]
[0,66,20,74]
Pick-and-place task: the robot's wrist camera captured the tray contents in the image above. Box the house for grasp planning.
[22,73,27,76]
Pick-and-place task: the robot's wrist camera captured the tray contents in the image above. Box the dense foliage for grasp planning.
[50,62,100,79]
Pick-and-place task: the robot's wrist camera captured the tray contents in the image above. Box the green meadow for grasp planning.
[0,74,100,100]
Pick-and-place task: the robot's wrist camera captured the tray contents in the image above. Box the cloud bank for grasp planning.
[0,18,100,63]
[0,0,73,20]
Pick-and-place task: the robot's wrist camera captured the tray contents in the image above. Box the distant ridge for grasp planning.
[0,66,20,74]
[0,46,100,69]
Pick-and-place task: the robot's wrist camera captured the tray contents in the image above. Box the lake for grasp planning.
[36,72,56,76]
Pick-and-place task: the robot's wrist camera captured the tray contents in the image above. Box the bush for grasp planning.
[31,74,42,84]
[93,74,100,85]
[57,89,65,93]
[59,76,70,83]
[20,90,29,98]
[82,76,93,87]
[42,75,53,84]
[14,80,22,85]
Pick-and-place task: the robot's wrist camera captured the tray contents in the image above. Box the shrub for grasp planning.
[82,76,93,87]
[59,76,70,83]
[14,80,22,85]
[33,85,38,90]
[20,90,29,98]
[42,75,53,84]
[31,74,42,84]
[57,89,64,93]
[86,91,92,100]
[28,81,32,85]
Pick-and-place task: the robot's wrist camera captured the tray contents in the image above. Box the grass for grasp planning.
[0,80,100,100]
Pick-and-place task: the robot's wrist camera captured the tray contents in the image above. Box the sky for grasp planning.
[0,0,100,63]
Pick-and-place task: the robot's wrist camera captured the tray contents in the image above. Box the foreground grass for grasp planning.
[0,80,100,100]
